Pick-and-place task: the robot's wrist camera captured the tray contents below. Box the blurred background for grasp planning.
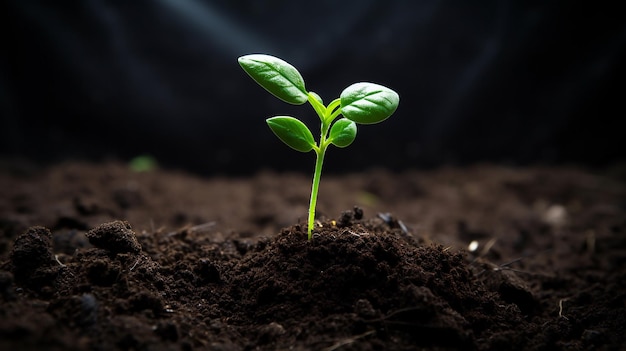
[2,0,625,175]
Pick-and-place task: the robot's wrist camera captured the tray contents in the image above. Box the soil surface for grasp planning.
[0,161,625,350]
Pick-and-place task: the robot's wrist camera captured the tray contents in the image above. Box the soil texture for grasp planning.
[0,161,625,350]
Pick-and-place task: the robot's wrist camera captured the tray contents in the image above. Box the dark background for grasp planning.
[2,1,625,175]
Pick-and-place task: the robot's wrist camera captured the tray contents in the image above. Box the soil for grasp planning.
[0,161,625,350]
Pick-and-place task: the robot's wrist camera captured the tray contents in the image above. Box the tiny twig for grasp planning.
[167,221,216,237]
[347,230,369,237]
[54,254,66,267]
[469,237,498,265]
[558,298,569,320]
[398,220,409,234]
[188,221,216,233]
[129,256,142,271]
[54,254,75,277]
[489,257,529,274]
[474,248,552,276]
[480,237,497,257]
[323,330,376,351]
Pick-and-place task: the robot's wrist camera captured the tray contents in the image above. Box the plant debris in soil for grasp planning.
[0,161,625,350]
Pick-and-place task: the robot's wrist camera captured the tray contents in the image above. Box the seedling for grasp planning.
[238,54,399,239]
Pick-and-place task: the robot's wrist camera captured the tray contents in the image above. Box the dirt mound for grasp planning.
[0,162,624,350]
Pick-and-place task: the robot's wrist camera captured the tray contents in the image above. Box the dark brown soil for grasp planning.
[1,161,625,350]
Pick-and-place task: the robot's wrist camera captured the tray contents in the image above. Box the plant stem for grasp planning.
[306,94,336,240]
[307,144,326,239]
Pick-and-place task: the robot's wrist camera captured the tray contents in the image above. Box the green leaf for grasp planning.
[266,116,315,152]
[340,82,399,124]
[329,118,357,148]
[238,54,308,105]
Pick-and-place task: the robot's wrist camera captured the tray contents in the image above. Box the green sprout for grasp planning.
[129,154,158,172]
[238,54,399,239]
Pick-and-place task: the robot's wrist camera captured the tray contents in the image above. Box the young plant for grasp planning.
[238,54,399,239]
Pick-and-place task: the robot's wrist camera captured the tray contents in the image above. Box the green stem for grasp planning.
[307,143,326,239]
[306,95,337,239]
